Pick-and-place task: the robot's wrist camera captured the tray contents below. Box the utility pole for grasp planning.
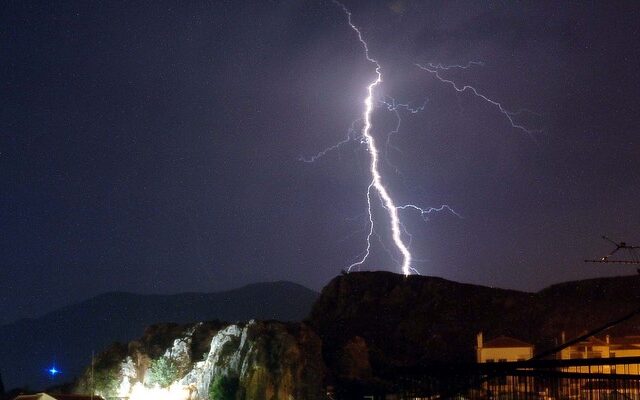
[91,351,94,400]
[0,371,5,399]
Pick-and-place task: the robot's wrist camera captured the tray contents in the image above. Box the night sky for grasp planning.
[2,0,639,324]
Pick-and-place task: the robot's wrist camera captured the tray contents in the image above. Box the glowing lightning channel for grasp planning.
[333,1,416,276]
[298,118,362,163]
[397,204,462,222]
[380,96,428,165]
[416,62,542,137]
[426,61,485,70]
[304,5,536,276]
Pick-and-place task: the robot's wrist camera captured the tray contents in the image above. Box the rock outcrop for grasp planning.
[76,321,324,400]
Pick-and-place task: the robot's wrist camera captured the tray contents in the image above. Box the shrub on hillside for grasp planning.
[209,375,238,400]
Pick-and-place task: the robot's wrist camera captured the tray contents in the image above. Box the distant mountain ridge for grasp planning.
[0,281,319,390]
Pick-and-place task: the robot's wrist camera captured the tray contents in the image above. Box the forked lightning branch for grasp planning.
[301,1,539,276]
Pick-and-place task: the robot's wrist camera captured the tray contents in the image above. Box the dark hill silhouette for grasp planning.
[0,281,318,390]
[308,271,640,383]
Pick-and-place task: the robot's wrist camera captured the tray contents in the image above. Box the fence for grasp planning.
[357,356,640,400]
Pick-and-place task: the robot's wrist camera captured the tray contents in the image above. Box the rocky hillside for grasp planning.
[308,272,640,383]
[75,320,325,400]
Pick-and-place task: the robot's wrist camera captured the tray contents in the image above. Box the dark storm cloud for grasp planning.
[1,0,639,323]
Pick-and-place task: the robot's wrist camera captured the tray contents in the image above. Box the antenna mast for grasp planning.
[584,236,640,264]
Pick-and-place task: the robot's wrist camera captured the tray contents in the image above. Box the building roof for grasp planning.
[611,343,640,350]
[483,336,533,348]
[13,394,103,400]
[13,394,57,400]
[609,337,640,351]
[610,336,640,346]
[572,336,608,346]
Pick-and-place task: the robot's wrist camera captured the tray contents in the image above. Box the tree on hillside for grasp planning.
[147,358,179,388]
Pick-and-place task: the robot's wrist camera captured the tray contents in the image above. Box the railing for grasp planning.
[353,357,640,400]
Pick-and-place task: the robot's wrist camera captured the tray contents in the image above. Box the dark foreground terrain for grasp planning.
[310,271,640,384]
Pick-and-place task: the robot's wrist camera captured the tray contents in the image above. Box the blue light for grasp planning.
[47,365,61,377]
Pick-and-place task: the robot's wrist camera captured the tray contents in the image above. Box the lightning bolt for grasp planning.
[381,96,428,114]
[397,204,462,222]
[416,62,542,137]
[298,118,362,163]
[380,96,428,167]
[333,1,418,276]
[426,61,485,70]
[305,2,538,277]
